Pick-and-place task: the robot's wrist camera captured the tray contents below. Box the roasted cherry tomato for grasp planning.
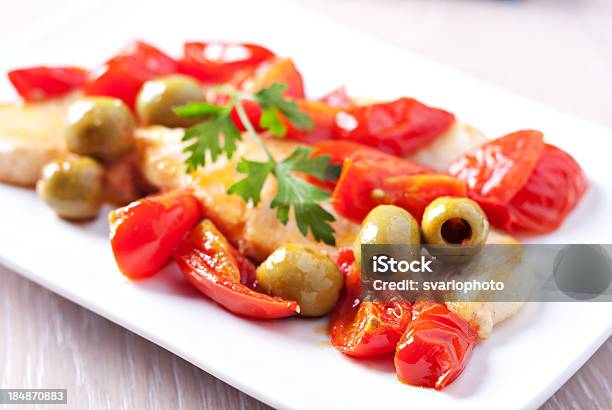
[85,41,178,108]
[506,144,587,232]
[309,140,430,191]
[449,130,587,232]
[329,256,412,357]
[378,175,468,222]
[174,219,299,319]
[250,58,305,99]
[283,100,340,143]
[8,66,89,101]
[335,97,455,156]
[310,140,382,166]
[331,150,463,222]
[109,190,202,279]
[394,301,478,390]
[319,86,352,109]
[335,246,355,279]
[179,42,275,84]
[229,99,264,132]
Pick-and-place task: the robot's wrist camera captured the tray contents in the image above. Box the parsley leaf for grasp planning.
[279,147,332,182]
[173,102,225,118]
[181,111,241,172]
[227,159,274,205]
[176,84,337,245]
[270,148,336,245]
[255,83,313,134]
[260,106,286,137]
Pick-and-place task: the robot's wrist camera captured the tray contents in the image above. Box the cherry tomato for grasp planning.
[310,140,379,167]
[309,140,430,192]
[332,153,463,222]
[109,190,202,279]
[229,99,264,132]
[329,258,412,357]
[508,144,587,232]
[250,58,305,99]
[178,42,275,84]
[85,41,178,108]
[335,97,455,156]
[283,100,340,143]
[449,130,587,232]
[380,174,468,221]
[450,130,545,203]
[8,66,89,101]
[335,246,355,279]
[394,301,478,390]
[174,219,299,319]
[319,86,353,108]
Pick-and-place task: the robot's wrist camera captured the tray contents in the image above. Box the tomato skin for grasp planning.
[250,57,305,99]
[335,98,455,156]
[174,220,298,319]
[394,302,478,390]
[449,130,587,233]
[109,190,202,279]
[179,42,275,84]
[310,140,382,166]
[329,258,412,357]
[310,140,430,192]
[319,86,352,109]
[507,144,588,232]
[85,41,178,108]
[8,66,89,101]
[283,100,340,143]
[335,247,355,280]
[381,175,468,221]
[450,130,545,203]
[330,150,465,223]
[229,99,264,132]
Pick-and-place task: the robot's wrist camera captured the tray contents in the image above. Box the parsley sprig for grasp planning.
[175,83,337,245]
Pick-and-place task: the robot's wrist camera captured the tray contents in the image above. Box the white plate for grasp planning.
[1,0,611,408]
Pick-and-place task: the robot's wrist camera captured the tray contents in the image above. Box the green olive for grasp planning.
[256,244,343,317]
[136,75,205,127]
[66,97,135,162]
[353,205,421,268]
[36,156,104,220]
[421,197,489,262]
[421,197,489,245]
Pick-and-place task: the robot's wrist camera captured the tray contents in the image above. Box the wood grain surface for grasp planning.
[1,0,612,409]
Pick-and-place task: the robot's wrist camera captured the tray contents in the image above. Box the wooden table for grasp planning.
[1,0,611,408]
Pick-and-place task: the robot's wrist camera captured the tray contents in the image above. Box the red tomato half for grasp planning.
[309,140,430,192]
[329,256,412,357]
[250,58,305,99]
[394,302,478,390]
[319,86,353,109]
[85,41,178,108]
[335,246,355,280]
[179,42,275,84]
[229,99,264,132]
[331,151,464,222]
[283,100,340,143]
[335,97,455,156]
[174,220,299,319]
[449,130,587,233]
[109,190,202,279]
[380,174,468,221]
[450,130,545,203]
[507,144,587,232]
[8,66,89,101]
